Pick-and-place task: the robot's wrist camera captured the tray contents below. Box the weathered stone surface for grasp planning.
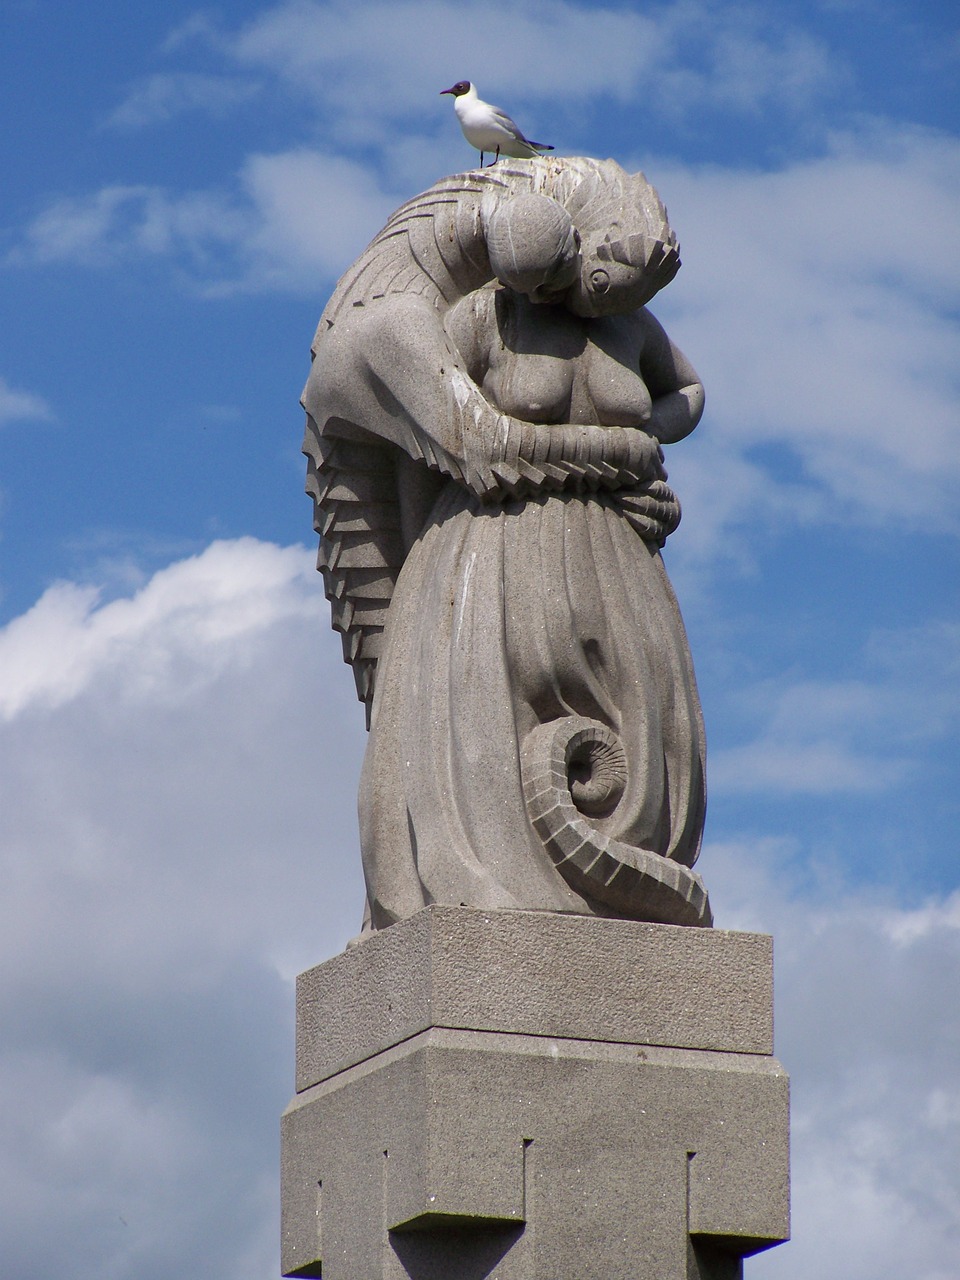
[295,905,774,1092]
[303,157,710,930]
[289,155,790,1276]
[281,909,789,1279]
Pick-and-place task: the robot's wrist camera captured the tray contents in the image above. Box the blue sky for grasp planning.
[1,2,958,1277]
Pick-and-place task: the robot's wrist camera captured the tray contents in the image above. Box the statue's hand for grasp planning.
[550,422,666,491]
[478,420,666,501]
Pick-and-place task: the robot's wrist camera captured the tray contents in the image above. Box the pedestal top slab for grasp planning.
[295,907,773,1091]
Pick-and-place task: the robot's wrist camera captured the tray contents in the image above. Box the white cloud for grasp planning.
[219,0,838,137]
[14,185,142,266]
[0,375,54,426]
[6,17,957,535]
[104,72,261,129]
[0,538,316,719]
[705,841,960,1280]
[882,890,960,945]
[0,537,369,975]
[7,183,250,270]
[7,123,956,592]
[652,126,960,539]
[0,538,367,1278]
[91,1,842,225]
[0,540,957,1278]
[711,736,907,793]
[7,153,396,292]
[234,149,397,290]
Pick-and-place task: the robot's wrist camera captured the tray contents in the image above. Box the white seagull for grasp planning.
[440,81,554,167]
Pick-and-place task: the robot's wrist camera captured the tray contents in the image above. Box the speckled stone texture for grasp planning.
[303,159,712,931]
[281,907,789,1279]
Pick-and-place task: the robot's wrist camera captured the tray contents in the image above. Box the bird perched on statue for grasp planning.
[440,81,554,167]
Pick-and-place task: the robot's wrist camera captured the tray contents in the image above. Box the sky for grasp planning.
[1,1,958,1276]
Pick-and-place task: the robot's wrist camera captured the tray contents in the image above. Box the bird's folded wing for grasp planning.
[491,107,522,132]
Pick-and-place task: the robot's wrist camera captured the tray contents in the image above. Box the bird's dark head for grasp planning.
[440,81,471,97]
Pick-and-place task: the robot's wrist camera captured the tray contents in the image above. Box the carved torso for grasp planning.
[447,287,655,428]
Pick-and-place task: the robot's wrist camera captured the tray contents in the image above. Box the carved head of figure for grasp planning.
[484,193,581,305]
[482,160,680,319]
[558,159,681,318]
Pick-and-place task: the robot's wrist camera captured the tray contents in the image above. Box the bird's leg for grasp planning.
[479,151,484,167]
[494,146,501,164]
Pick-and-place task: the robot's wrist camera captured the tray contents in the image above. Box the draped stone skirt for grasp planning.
[358,481,707,930]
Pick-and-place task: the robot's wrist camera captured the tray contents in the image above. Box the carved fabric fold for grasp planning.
[358,483,707,928]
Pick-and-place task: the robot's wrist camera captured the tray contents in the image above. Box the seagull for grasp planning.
[440,81,554,167]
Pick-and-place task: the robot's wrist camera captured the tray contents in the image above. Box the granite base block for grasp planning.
[281,907,789,1279]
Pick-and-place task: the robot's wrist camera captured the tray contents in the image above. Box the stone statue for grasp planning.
[303,157,711,933]
[286,180,791,1274]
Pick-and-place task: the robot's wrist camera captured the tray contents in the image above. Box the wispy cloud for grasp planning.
[710,736,907,794]
[6,152,396,292]
[9,124,957,542]
[104,72,261,130]
[0,375,54,426]
[708,620,960,796]
[216,0,839,135]
[6,6,956,543]
[7,183,252,271]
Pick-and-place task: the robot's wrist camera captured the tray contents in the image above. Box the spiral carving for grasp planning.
[564,724,627,815]
[521,716,712,928]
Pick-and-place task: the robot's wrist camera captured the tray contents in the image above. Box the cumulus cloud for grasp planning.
[0,538,366,1278]
[1,540,957,1279]
[0,539,370,1000]
[706,841,960,1280]
[0,375,54,426]
[0,539,309,718]
[652,126,960,541]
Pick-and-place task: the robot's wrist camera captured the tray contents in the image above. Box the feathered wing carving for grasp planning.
[303,424,403,714]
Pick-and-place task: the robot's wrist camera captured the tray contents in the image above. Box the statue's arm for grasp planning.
[637,309,705,445]
[307,294,666,502]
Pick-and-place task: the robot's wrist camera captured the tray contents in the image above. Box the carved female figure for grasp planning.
[303,158,710,931]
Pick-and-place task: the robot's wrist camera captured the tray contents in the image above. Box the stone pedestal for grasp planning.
[281,906,789,1279]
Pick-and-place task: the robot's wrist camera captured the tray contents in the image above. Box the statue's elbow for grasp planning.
[652,383,704,445]
[687,382,705,431]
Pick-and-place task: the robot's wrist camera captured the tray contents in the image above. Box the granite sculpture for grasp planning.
[288,156,790,1280]
[303,157,710,932]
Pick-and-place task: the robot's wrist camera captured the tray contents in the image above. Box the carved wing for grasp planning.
[302,171,504,722]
